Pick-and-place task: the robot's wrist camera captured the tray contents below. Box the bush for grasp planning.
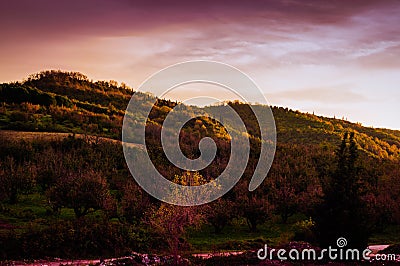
[292,217,316,243]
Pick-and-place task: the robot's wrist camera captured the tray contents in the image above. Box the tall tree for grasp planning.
[314,132,371,249]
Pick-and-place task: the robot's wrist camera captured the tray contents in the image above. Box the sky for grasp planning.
[0,0,399,129]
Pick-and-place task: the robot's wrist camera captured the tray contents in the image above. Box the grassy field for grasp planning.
[0,130,120,143]
[188,222,294,252]
[1,193,81,230]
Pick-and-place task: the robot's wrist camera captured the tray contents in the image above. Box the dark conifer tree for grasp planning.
[314,132,371,249]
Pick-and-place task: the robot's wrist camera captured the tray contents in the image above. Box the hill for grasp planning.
[1,70,399,160]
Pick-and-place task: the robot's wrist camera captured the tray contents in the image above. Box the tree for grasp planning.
[314,132,371,249]
[204,197,235,234]
[120,179,151,224]
[235,182,273,232]
[148,172,205,265]
[269,146,322,223]
[47,169,115,218]
[271,174,321,224]
[0,157,36,204]
[369,162,400,227]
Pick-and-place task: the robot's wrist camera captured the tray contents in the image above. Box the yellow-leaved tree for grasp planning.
[147,171,211,265]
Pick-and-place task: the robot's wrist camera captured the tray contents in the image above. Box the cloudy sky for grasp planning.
[1,0,399,129]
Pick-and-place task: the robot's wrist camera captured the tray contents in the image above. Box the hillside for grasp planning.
[1,71,400,261]
[1,70,399,160]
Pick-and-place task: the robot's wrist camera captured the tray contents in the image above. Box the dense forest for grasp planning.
[1,71,399,264]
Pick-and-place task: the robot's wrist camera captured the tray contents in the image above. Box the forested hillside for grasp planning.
[1,70,399,160]
[1,71,400,262]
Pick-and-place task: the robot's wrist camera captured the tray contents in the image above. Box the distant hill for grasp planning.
[1,70,399,160]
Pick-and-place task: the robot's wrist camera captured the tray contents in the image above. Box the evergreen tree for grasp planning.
[314,132,371,249]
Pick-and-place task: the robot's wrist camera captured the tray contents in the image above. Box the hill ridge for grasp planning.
[0,70,399,160]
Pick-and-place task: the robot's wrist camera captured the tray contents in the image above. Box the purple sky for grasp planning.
[1,0,400,128]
